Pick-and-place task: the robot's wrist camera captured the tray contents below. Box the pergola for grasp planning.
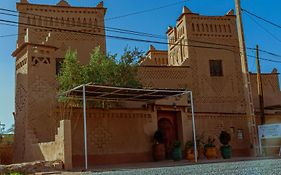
[60,83,197,169]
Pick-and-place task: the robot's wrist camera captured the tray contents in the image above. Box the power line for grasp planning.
[241,8,281,30]
[1,6,281,64]
[189,39,281,59]
[247,55,281,63]
[0,8,167,40]
[247,47,281,59]
[188,39,236,48]
[1,23,281,66]
[243,12,281,43]
[0,33,24,38]
[0,21,18,27]
[0,17,237,53]
[2,17,281,64]
[3,17,281,65]
[2,6,281,60]
[105,0,189,21]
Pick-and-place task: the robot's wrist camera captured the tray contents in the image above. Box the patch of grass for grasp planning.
[5,173,24,175]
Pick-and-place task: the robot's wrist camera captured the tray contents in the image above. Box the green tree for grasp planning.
[57,47,143,92]
[57,49,84,91]
[116,47,143,87]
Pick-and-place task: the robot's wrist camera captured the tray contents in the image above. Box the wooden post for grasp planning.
[235,0,258,156]
[256,45,265,124]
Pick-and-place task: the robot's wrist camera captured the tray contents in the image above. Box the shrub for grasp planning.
[219,131,231,145]
[153,130,164,144]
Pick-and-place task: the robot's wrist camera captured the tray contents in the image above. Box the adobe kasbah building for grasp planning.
[12,0,281,169]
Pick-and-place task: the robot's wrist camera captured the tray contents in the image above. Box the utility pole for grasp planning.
[256,45,265,124]
[235,0,258,156]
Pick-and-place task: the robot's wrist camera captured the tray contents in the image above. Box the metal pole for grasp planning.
[83,84,88,170]
[258,126,263,156]
[189,91,197,162]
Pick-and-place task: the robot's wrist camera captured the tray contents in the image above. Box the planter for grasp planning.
[205,147,217,159]
[152,143,165,161]
[185,149,198,161]
[220,145,232,159]
[172,147,182,161]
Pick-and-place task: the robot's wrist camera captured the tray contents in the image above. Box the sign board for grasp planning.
[258,124,281,139]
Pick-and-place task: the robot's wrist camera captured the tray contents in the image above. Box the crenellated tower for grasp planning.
[12,0,106,162]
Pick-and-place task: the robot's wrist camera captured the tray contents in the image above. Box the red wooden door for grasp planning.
[157,111,178,159]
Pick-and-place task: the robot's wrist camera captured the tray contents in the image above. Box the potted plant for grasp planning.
[152,130,165,161]
[185,135,202,161]
[172,140,182,161]
[204,137,217,159]
[219,131,232,159]
[185,140,196,161]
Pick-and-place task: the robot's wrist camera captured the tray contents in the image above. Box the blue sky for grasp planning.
[0,0,281,129]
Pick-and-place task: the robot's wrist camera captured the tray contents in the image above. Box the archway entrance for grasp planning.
[157,111,178,159]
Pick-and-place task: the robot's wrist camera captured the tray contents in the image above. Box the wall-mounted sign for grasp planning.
[258,124,281,139]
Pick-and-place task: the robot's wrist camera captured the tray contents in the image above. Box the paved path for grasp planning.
[89,159,281,175]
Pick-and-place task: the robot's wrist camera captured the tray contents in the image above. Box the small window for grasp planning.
[209,60,223,76]
[196,24,200,32]
[237,129,244,140]
[192,23,195,32]
[56,58,64,75]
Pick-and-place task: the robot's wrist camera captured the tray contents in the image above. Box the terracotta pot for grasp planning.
[205,147,217,159]
[152,143,165,161]
[186,149,197,161]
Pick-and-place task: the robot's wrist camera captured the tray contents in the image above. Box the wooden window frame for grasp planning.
[209,60,223,77]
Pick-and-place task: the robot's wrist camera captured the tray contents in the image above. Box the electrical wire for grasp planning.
[188,39,281,59]
[241,8,281,30]
[247,47,281,59]
[1,17,281,64]
[1,6,281,60]
[1,24,280,66]
[2,18,281,65]
[0,5,281,64]
[0,17,237,52]
[0,21,18,27]
[0,33,24,38]
[243,12,281,43]
[247,55,281,63]
[0,8,167,40]
[105,0,189,21]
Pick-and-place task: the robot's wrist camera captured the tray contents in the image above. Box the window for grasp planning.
[237,129,244,140]
[197,24,200,32]
[209,60,223,76]
[56,58,64,75]
[228,25,231,33]
[206,24,209,32]
[192,23,195,32]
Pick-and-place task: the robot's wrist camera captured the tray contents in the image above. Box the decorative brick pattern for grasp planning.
[71,110,154,155]
[31,56,50,65]
[16,84,27,113]
[88,121,113,154]
[29,76,54,103]
[139,67,190,80]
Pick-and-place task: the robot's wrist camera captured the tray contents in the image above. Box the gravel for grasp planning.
[91,159,281,175]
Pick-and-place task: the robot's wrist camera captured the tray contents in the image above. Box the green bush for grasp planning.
[58,47,143,92]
